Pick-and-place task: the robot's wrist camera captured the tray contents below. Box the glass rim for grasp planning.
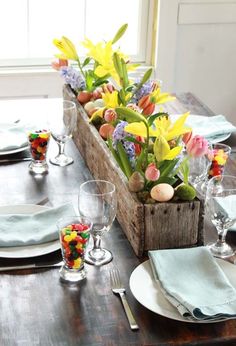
[79,179,116,196]
[63,100,76,111]
[212,143,231,152]
[207,174,236,190]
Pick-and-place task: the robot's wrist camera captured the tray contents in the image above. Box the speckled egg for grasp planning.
[94,99,105,108]
[150,183,174,202]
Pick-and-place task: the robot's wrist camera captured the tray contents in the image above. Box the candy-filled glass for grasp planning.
[28,129,51,175]
[57,215,92,282]
[78,180,117,266]
[50,100,77,166]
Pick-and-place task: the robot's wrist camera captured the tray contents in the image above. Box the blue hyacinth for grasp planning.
[112,121,135,167]
[60,66,86,91]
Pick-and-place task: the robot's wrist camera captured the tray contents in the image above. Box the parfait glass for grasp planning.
[206,175,236,258]
[50,100,77,166]
[78,180,117,266]
[28,129,51,175]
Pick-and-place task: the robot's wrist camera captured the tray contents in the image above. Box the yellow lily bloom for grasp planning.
[150,89,176,105]
[125,112,191,140]
[154,136,182,162]
[89,107,105,123]
[53,36,79,61]
[102,90,119,108]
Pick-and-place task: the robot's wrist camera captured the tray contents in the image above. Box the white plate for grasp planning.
[129,259,236,323]
[0,144,29,156]
[0,204,60,258]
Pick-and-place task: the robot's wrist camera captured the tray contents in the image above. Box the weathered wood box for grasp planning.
[64,85,204,258]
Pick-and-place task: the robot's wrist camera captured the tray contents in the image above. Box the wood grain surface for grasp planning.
[0,95,236,346]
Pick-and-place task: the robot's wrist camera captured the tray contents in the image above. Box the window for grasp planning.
[0,0,155,68]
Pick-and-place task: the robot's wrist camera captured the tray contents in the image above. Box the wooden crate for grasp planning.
[63,85,204,257]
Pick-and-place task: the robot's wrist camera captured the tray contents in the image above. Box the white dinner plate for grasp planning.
[0,204,60,258]
[0,144,29,156]
[129,259,236,323]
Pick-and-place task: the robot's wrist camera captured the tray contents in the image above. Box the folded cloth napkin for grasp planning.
[170,114,236,143]
[148,246,236,321]
[0,203,75,247]
[213,195,236,231]
[0,124,28,151]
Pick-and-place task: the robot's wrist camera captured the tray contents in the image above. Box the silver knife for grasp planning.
[0,261,63,272]
[0,158,32,163]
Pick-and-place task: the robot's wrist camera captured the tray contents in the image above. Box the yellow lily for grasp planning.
[154,135,182,162]
[102,90,120,108]
[53,36,79,61]
[125,112,191,140]
[150,89,176,105]
[124,112,192,161]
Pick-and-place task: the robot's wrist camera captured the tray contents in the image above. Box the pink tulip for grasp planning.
[104,109,117,123]
[186,135,209,157]
[145,163,160,181]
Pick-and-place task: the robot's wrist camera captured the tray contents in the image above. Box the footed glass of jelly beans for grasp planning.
[28,129,51,175]
[57,216,92,282]
[208,143,231,179]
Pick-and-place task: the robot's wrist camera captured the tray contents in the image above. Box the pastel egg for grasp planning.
[99,124,115,139]
[150,183,174,202]
[94,99,105,108]
[84,101,95,113]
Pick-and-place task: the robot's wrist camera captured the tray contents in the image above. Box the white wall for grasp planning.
[156,0,236,125]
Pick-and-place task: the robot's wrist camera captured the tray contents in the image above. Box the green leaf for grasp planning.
[121,58,129,89]
[113,52,123,77]
[159,159,179,178]
[136,148,146,172]
[147,112,169,127]
[107,137,125,174]
[177,157,190,185]
[116,142,133,178]
[140,68,153,85]
[156,176,178,186]
[116,107,147,124]
[82,57,91,67]
[112,23,128,44]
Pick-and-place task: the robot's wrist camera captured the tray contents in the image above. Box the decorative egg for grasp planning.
[128,172,145,192]
[84,101,95,114]
[150,183,174,202]
[77,91,92,104]
[94,99,105,108]
[99,124,115,139]
[88,107,99,118]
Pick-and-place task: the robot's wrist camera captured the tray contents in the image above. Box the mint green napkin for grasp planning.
[171,114,236,143]
[149,247,236,321]
[0,124,28,151]
[0,203,75,247]
[186,115,236,142]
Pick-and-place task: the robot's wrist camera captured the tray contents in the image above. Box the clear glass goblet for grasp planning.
[78,180,117,266]
[206,175,236,258]
[50,100,77,166]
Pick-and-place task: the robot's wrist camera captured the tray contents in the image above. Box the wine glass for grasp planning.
[50,100,77,166]
[206,175,236,258]
[78,180,117,266]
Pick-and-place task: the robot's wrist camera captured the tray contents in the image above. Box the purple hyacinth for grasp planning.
[112,121,135,167]
[131,80,153,104]
[60,66,85,91]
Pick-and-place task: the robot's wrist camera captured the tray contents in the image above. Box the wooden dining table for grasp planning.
[0,94,236,346]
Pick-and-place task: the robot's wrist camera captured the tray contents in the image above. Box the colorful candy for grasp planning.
[28,130,50,161]
[208,148,229,179]
[60,223,90,270]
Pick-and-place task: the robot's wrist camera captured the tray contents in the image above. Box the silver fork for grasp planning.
[110,268,139,330]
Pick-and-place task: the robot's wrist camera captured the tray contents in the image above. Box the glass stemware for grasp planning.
[50,100,77,167]
[206,175,236,258]
[78,180,117,266]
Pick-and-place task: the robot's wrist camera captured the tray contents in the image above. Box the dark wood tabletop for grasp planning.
[0,94,236,346]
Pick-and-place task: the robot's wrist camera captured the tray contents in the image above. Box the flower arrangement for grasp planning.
[52,24,209,204]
